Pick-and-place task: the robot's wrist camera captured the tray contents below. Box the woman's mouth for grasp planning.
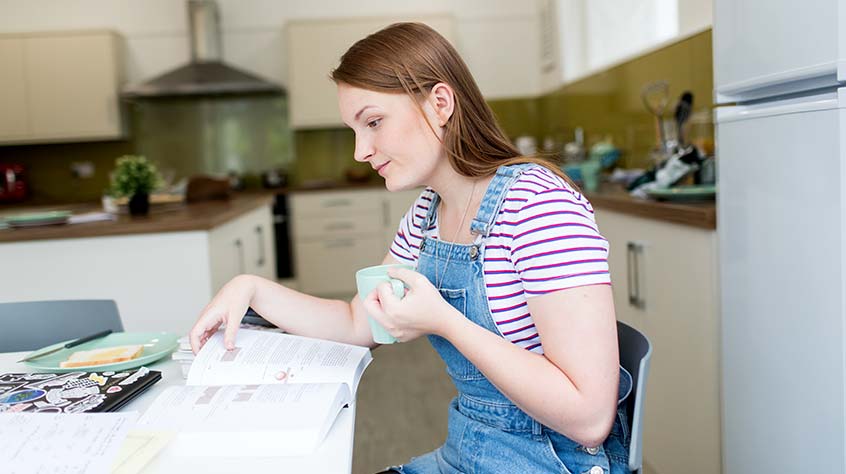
[376,162,389,176]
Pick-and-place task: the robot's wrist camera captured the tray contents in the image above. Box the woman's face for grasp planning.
[337,83,445,191]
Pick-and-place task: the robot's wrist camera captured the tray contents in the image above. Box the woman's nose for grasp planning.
[354,135,374,162]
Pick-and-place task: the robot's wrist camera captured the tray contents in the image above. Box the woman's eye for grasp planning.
[367,119,381,128]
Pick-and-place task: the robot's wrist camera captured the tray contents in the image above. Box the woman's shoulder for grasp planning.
[507,164,589,204]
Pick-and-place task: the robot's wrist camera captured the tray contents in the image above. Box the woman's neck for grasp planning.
[428,168,493,242]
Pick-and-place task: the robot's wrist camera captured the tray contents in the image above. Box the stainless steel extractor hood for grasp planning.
[121,0,284,99]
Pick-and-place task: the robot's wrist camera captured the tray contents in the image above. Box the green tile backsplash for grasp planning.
[0,29,712,203]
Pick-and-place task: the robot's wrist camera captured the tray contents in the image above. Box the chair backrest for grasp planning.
[0,300,124,352]
[617,320,653,474]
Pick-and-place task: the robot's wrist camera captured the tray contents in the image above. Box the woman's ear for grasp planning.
[428,82,455,127]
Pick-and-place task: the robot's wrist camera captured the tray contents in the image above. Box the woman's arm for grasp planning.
[189,253,398,352]
[441,284,620,447]
[366,268,619,447]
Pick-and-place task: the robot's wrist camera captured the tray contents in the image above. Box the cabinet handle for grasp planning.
[322,198,352,208]
[234,238,245,274]
[627,241,645,309]
[255,225,266,267]
[325,222,354,232]
[324,239,354,249]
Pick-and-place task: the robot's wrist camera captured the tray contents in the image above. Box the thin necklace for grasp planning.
[436,180,477,290]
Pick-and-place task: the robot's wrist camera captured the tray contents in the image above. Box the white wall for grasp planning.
[0,0,545,98]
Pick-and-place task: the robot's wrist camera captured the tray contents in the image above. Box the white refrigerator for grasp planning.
[715,0,846,472]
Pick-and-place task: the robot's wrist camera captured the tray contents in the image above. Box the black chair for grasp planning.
[0,299,124,352]
[617,320,653,474]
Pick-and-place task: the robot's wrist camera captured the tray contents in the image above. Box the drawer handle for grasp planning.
[255,225,266,267]
[325,222,354,232]
[324,239,354,249]
[322,198,352,208]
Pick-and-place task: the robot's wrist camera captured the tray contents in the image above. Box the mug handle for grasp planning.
[390,279,406,299]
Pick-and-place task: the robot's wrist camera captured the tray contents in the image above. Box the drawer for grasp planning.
[294,235,387,296]
[292,212,384,239]
[291,189,383,217]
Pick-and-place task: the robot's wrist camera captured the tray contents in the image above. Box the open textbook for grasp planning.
[136,329,372,457]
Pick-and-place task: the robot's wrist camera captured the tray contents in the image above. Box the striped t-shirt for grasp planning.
[389,165,611,354]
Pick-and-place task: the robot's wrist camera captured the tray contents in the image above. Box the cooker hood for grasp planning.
[121,0,283,99]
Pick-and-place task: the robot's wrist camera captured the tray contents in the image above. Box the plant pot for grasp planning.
[128,192,150,216]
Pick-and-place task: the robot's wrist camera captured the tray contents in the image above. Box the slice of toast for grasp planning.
[59,344,144,368]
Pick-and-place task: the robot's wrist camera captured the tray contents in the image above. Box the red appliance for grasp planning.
[0,163,28,202]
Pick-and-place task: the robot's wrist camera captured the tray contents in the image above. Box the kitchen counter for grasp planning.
[0,193,275,243]
[586,185,716,230]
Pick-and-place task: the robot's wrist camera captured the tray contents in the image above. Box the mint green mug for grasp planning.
[355,263,413,344]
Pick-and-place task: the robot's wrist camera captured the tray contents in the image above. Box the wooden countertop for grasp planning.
[0,193,275,243]
[586,185,716,230]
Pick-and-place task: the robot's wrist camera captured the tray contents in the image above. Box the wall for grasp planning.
[538,28,714,169]
[0,0,546,202]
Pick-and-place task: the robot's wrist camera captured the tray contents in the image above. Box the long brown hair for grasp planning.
[331,22,574,186]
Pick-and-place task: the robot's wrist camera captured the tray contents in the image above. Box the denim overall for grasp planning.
[392,164,633,474]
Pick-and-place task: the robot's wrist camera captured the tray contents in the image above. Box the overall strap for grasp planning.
[420,191,440,235]
[470,163,534,237]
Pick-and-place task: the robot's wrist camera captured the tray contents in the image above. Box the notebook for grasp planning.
[0,367,161,413]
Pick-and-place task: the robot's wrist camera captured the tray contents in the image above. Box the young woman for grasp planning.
[190,22,631,474]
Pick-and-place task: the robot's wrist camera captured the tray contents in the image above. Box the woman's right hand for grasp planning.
[189,274,256,354]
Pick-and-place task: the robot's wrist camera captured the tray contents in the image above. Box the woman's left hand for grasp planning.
[361,266,459,342]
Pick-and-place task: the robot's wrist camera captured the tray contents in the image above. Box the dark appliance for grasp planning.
[273,194,294,279]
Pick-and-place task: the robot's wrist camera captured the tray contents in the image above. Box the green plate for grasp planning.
[5,210,72,227]
[646,185,716,201]
[22,332,179,373]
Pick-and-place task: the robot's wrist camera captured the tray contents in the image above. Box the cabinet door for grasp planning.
[593,210,646,330]
[242,206,277,282]
[296,235,386,296]
[383,188,422,249]
[595,209,720,474]
[287,17,454,129]
[25,32,122,140]
[0,38,28,140]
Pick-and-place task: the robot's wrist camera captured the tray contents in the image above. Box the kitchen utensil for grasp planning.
[21,332,179,373]
[674,91,694,146]
[641,81,670,149]
[17,329,113,362]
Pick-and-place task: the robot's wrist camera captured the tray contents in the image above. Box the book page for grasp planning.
[135,383,349,457]
[188,329,372,394]
[0,412,136,474]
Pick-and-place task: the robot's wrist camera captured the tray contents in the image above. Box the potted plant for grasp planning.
[110,155,163,216]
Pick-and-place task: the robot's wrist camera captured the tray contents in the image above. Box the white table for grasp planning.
[0,352,356,473]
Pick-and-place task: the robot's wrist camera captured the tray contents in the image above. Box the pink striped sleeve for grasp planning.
[511,188,611,295]
[389,192,428,264]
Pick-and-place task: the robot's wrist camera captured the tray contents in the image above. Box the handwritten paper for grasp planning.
[0,412,136,474]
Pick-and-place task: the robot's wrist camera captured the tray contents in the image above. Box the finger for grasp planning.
[387,267,425,288]
[376,281,401,310]
[189,318,221,354]
[223,310,242,350]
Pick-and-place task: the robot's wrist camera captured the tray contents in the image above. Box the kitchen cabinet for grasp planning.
[555,0,713,85]
[0,30,125,144]
[0,202,276,336]
[209,204,277,293]
[286,16,455,129]
[594,209,720,474]
[290,187,421,296]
